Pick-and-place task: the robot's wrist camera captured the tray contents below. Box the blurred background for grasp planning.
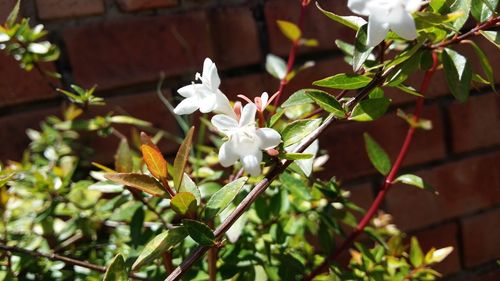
[0,0,499,280]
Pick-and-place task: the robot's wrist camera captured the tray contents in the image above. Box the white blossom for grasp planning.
[174,58,234,117]
[211,103,281,177]
[347,0,423,47]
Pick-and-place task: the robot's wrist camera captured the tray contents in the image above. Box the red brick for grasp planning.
[63,11,213,90]
[319,105,446,180]
[460,269,500,281]
[449,93,500,154]
[412,223,461,275]
[265,0,355,56]
[346,182,374,212]
[209,6,261,69]
[36,0,105,20]
[221,72,277,100]
[0,53,58,107]
[462,208,500,268]
[385,153,500,230]
[0,0,17,22]
[115,0,177,12]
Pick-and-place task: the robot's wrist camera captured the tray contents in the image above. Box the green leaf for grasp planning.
[471,0,498,22]
[141,143,168,180]
[410,237,424,267]
[173,127,194,191]
[103,254,127,281]
[171,192,197,216]
[306,90,346,118]
[363,133,391,176]
[6,0,20,27]
[442,48,472,102]
[266,54,287,80]
[179,173,201,205]
[130,207,145,247]
[132,227,188,270]
[466,41,495,92]
[480,31,500,47]
[104,173,166,197]
[353,24,375,71]
[183,219,215,246]
[316,2,366,30]
[279,173,312,201]
[205,177,248,219]
[450,0,472,30]
[281,89,314,108]
[394,174,437,193]
[277,20,301,41]
[115,139,133,173]
[109,115,152,127]
[280,153,313,160]
[313,74,372,90]
[281,118,322,147]
[430,0,447,11]
[349,97,391,122]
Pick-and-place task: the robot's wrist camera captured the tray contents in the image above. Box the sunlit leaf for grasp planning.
[350,97,391,122]
[173,127,194,191]
[171,192,197,216]
[313,74,372,90]
[104,173,166,197]
[442,48,472,102]
[277,20,301,41]
[103,254,127,281]
[183,219,216,246]
[205,177,248,219]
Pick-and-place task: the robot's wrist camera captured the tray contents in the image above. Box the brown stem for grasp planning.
[208,248,217,281]
[0,244,147,280]
[163,252,174,274]
[303,52,440,281]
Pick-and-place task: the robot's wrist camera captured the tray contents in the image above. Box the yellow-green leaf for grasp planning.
[103,254,127,281]
[205,177,248,219]
[171,192,197,216]
[277,20,301,41]
[104,173,166,197]
[115,139,133,173]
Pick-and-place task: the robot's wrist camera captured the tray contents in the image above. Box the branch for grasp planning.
[0,244,147,280]
[303,52,440,281]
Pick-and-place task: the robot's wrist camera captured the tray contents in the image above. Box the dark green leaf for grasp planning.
[471,0,498,22]
[313,74,372,90]
[281,118,322,147]
[205,177,248,219]
[104,173,166,197]
[316,2,366,30]
[467,41,495,92]
[173,127,194,190]
[103,254,127,281]
[183,219,215,246]
[442,48,472,102]
[306,89,346,118]
[132,227,187,270]
[363,133,391,176]
[130,207,145,247]
[171,192,197,216]
[349,97,391,122]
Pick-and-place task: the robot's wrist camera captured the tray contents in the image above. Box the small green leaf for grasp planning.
[363,133,391,176]
[115,139,133,173]
[450,0,472,30]
[410,237,424,267]
[394,174,437,193]
[279,173,312,201]
[280,153,313,160]
[442,48,472,102]
[466,41,495,92]
[104,173,166,197]
[266,54,287,80]
[471,0,497,22]
[132,227,187,270]
[103,254,127,281]
[6,0,20,27]
[277,20,301,41]
[173,127,194,191]
[281,89,314,108]
[313,74,372,90]
[316,2,366,30]
[179,173,201,204]
[171,192,197,216]
[205,177,248,219]
[353,24,375,71]
[306,89,346,118]
[183,219,215,246]
[281,118,322,147]
[350,97,391,122]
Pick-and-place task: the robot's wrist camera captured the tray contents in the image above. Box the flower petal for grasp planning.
[348,0,371,16]
[239,103,257,127]
[260,92,269,108]
[367,14,390,47]
[214,90,237,119]
[241,153,262,177]
[202,58,221,90]
[211,114,238,134]
[177,84,198,98]
[219,141,239,167]
[174,98,199,115]
[389,9,418,40]
[256,128,281,150]
[198,90,218,113]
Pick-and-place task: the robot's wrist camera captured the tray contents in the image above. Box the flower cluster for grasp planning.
[174,58,282,176]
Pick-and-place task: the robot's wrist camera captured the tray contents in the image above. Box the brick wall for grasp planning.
[1,1,499,279]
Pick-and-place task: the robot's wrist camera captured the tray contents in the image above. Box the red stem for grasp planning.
[304,52,439,281]
[272,1,309,109]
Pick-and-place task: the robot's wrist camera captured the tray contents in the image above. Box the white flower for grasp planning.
[174,58,235,117]
[348,0,423,47]
[211,103,281,177]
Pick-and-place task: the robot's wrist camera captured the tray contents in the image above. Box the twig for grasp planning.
[430,16,499,49]
[303,52,440,281]
[0,244,147,280]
